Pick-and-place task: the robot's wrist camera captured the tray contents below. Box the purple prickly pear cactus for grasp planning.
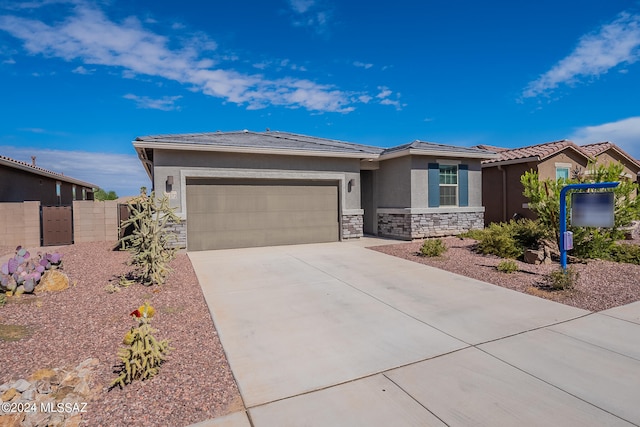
[36,265,45,274]
[47,252,62,264]
[23,278,35,293]
[7,258,19,274]
[1,262,8,275]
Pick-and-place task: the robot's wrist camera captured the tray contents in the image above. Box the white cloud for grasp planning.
[287,0,331,35]
[376,86,392,99]
[289,0,315,14]
[353,61,373,69]
[0,3,354,112]
[569,116,640,159]
[374,86,404,110]
[72,65,92,74]
[2,58,16,64]
[523,12,640,99]
[0,145,149,196]
[123,93,182,111]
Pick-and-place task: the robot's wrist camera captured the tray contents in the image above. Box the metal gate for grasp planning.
[41,205,73,246]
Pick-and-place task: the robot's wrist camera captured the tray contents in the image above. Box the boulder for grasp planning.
[36,270,69,293]
[524,249,544,265]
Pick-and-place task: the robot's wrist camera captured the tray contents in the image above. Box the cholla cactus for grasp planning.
[118,189,180,286]
[110,303,171,389]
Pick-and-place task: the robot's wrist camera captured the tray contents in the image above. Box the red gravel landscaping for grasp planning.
[371,236,640,312]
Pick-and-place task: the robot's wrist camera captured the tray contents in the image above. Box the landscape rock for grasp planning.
[524,249,544,265]
[0,358,98,427]
[36,270,69,293]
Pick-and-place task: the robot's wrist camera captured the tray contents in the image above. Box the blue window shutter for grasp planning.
[459,164,469,207]
[428,163,440,207]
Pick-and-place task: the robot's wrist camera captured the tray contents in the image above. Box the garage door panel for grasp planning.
[186,182,339,251]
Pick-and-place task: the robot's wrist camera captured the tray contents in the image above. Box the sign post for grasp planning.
[559,182,619,271]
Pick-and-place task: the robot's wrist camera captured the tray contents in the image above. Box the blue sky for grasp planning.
[1,0,639,196]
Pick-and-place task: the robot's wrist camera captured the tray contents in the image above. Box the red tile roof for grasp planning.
[581,141,640,170]
[481,140,590,165]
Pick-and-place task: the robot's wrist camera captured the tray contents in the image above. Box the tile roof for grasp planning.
[580,141,614,157]
[382,140,497,157]
[581,141,640,170]
[0,154,97,188]
[474,144,510,152]
[482,140,590,165]
[136,130,384,156]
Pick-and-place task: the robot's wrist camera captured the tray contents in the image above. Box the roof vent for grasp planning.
[243,129,249,133]
[31,156,36,166]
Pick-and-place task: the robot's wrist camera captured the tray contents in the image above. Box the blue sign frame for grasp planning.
[559,182,619,271]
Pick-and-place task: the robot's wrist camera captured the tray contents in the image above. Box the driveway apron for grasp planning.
[189,242,640,426]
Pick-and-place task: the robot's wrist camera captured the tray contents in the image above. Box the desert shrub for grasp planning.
[609,243,640,265]
[546,267,579,290]
[466,219,546,260]
[458,229,485,240]
[497,260,518,273]
[420,239,447,257]
[571,228,615,260]
[511,218,549,249]
[473,221,522,259]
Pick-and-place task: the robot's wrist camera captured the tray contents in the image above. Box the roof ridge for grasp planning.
[0,154,65,176]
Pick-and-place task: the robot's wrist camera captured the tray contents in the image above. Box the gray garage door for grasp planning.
[186,179,339,251]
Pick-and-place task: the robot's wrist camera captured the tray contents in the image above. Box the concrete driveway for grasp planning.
[188,240,640,427]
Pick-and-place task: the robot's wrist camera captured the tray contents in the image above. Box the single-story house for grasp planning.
[134,130,498,251]
[0,154,96,205]
[479,140,640,224]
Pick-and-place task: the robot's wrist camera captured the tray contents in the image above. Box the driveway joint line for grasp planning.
[545,327,640,362]
[476,346,639,426]
[382,372,451,427]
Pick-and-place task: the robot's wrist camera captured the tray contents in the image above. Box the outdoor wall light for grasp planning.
[166,175,174,192]
[348,178,356,192]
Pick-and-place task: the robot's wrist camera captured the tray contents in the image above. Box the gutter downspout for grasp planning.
[498,165,507,222]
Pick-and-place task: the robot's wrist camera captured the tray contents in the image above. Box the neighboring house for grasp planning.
[0,154,96,204]
[134,131,497,251]
[479,140,640,225]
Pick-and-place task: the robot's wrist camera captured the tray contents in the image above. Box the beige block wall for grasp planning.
[0,201,40,248]
[72,200,119,243]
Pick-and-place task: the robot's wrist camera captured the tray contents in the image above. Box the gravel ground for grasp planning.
[371,237,640,312]
[0,242,242,427]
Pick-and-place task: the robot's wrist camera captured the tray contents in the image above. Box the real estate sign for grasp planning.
[570,191,615,228]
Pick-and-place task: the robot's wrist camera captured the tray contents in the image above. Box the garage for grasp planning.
[186,179,339,251]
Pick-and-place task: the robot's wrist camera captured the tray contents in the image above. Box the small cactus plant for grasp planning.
[110,303,171,389]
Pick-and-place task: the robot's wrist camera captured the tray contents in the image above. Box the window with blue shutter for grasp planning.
[428,163,440,207]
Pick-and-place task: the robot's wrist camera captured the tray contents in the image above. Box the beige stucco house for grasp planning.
[134,131,497,251]
[479,140,640,225]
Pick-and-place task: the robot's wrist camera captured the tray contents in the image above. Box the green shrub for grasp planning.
[609,243,640,265]
[420,239,447,257]
[467,219,547,260]
[571,228,615,260]
[496,260,518,273]
[547,267,579,290]
[458,229,485,240]
[474,221,522,259]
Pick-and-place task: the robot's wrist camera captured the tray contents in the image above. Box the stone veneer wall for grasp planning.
[378,211,484,240]
[166,219,187,249]
[341,213,363,239]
